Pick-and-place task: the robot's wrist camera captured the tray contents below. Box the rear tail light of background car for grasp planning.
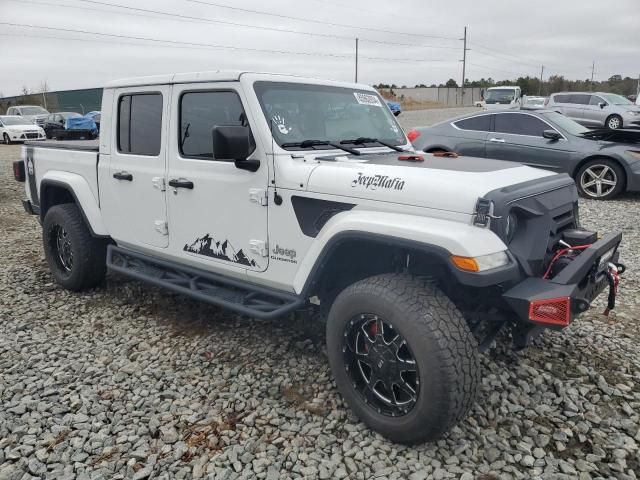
[13,161,26,182]
[529,297,570,327]
[406,129,421,142]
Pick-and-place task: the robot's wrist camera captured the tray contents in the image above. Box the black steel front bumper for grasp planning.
[502,232,623,328]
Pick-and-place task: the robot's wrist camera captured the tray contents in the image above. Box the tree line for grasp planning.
[375,74,639,97]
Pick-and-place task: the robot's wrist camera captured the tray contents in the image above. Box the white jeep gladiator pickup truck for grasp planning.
[14,71,624,444]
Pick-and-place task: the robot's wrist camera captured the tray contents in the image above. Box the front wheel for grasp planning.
[3,133,11,145]
[326,274,479,444]
[43,204,107,290]
[606,114,622,130]
[576,159,625,200]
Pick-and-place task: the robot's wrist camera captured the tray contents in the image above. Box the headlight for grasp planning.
[626,150,640,160]
[504,212,518,243]
[450,251,510,272]
[626,111,639,116]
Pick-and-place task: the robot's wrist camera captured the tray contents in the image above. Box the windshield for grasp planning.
[485,89,516,102]
[253,81,406,150]
[20,106,48,115]
[0,116,32,126]
[600,93,633,105]
[543,111,590,136]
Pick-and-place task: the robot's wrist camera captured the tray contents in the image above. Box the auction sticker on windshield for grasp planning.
[354,92,382,107]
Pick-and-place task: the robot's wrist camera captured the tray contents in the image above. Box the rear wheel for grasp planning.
[606,114,622,130]
[576,158,625,200]
[43,204,107,290]
[326,274,479,444]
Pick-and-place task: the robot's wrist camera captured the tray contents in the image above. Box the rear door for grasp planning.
[449,114,491,157]
[99,87,170,248]
[564,94,590,123]
[485,112,572,170]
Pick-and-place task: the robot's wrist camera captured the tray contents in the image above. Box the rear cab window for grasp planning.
[117,93,163,156]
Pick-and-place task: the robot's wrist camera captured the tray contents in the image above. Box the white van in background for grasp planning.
[482,86,522,110]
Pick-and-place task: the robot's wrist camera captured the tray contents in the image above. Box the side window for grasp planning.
[118,93,163,156]
[568,94,589,105]
[494,113,549,137]
[553,94,568,104]
[453,115,491,132]
[589,96,605,106]
[179,90,250,160]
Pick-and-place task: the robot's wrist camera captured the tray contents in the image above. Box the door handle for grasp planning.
[489,138,505,143]
[168,178,194,189]
[113,171,133,181]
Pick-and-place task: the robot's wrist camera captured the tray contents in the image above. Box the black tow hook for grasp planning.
[603,262,624,316]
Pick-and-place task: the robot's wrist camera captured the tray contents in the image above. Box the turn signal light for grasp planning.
[406,129,421,142]
[529,297,571,327]
[450,256,479,272]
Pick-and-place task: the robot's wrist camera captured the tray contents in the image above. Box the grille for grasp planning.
[25,133,39,139]
[529,297,570,326]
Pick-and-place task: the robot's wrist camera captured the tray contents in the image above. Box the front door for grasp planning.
[486,112,572,170]
[100,87,170,248]
[166,84,269,273]
[582,95,607,127]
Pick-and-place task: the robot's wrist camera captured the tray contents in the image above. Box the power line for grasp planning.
[187,0,460,40]
[0,23,457,64]
[10,0,462,51]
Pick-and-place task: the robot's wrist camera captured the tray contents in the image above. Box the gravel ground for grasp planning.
[397,107,479,129]
[1,142,639,480]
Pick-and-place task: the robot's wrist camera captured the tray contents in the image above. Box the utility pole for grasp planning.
[590,61,595,90]
[355,38,359,83]
[460,26,468,105]
[538,65,544,95]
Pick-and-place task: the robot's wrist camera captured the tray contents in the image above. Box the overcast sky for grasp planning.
[1,0,638,96]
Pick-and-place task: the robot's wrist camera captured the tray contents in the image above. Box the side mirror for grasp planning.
[599,102,607,109]
[543,129,562,141]
[212,125,258,172]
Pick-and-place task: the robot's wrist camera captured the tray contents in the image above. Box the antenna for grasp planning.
[269,119,282,205]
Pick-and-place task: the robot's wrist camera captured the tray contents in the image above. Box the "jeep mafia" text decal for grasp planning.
[351,172,405,191]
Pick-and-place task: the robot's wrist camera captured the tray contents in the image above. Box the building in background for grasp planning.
[0,88,103,115]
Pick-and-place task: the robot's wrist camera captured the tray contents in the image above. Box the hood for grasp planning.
[306,152,557,215]
[3,124,42,132]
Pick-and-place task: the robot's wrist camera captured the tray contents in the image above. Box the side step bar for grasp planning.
[106,245,305,320]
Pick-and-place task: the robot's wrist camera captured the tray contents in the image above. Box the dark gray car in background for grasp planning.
[409,110,640,199]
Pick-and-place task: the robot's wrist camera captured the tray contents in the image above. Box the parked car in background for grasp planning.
[0,115,46,144]
[385,100,401,116]
[521,96,547,110]
[85,111,101,130]
[6,105,50,127]
[409,109,640,199]
[547,92,640,130]
[482,86,522,110]
[44,112,98,140]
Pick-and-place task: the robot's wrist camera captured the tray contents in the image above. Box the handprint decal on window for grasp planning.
[272,114,292,135]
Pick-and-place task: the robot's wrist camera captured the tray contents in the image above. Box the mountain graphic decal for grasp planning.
[184,234,259,268]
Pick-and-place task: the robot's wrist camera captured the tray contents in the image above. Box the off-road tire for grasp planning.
[43,204,107,291]
[605,114,622,130]
[575,158,625,200]
[326,273,480,444]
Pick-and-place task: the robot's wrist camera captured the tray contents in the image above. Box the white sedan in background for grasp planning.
[0,115,46,144]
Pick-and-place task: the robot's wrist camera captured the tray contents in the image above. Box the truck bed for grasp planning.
[25,139,99,151]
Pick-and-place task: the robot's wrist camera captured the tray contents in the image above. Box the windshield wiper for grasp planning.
[281,139,361,155]
[340,137,405,152]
